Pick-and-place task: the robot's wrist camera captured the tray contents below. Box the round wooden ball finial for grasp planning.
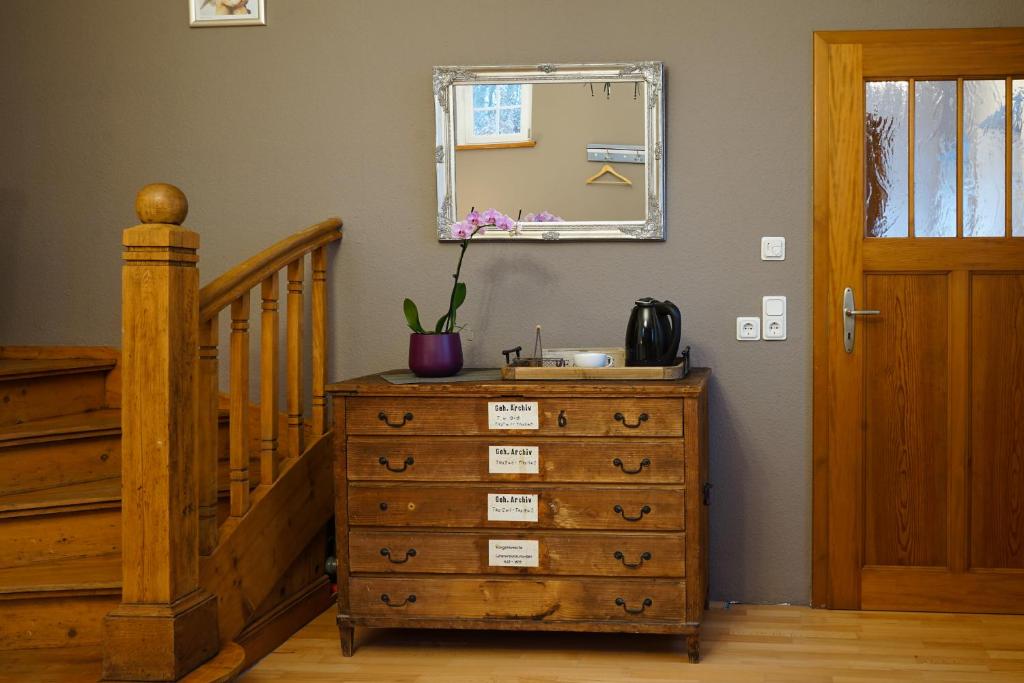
[135,183,188,225]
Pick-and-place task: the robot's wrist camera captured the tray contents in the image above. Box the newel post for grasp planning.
[103,184,219,681]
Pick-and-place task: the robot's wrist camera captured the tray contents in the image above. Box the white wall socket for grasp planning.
[762,295,787,340]
[761,236,785,261]
[736,316,761,340]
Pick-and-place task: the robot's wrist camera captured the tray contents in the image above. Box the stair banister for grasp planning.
[106,182,342,680]
[103,183,220,681]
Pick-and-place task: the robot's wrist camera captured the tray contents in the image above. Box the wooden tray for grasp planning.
[501,349,690,381]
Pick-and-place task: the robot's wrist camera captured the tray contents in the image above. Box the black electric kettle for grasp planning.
[625,298,682,366]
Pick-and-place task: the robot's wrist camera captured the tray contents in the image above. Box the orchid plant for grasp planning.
[403,208,519,334]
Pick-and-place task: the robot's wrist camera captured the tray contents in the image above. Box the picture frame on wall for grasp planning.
[189,0,266,27]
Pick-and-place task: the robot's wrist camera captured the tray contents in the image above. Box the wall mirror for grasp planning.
[433,62,665,241]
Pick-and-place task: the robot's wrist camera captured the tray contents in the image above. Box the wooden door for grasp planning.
[813,29,1024,612]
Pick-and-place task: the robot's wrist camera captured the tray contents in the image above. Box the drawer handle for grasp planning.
[614,412,649,429]
[378,411,413,428]
[615,597,653,615]
[613,550,652,569]
[558,409,567,428]
[613,504,651,522]
[379,455,414,473]
[612,457,650,474]
[380,593,416,608]
[380,547,417,564]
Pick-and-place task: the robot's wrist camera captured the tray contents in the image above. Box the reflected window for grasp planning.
[456,84,533,146]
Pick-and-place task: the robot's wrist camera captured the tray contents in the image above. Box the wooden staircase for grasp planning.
[0,184,343,681]
[0,350,122,652]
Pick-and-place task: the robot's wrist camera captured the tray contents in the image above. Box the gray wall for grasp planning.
[3,0,1023,604]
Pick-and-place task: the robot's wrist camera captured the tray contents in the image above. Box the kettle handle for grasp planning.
[655,300,682,363]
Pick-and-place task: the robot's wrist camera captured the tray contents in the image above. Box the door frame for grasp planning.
[812,27,1024,609]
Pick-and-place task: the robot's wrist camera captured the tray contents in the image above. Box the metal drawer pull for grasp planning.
[614,412,649,428]
[380,593,416,607]
[380,547,417,564]
[378,411,413,428]
[379,455,414,472]
[615,597,652,615]
[613,504,651,522]
[614,550,652,568]
[558,409,568,427]
[612,457,650,474]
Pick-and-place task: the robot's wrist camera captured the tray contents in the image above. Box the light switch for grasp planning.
[761,236,785,261]
[762,296,787,340]
[736,316,760,341]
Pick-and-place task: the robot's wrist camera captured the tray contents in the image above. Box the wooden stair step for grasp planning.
[0,408,121,447]
[0,479,121,518]
[0,358,115,382]
[0,554,121,597]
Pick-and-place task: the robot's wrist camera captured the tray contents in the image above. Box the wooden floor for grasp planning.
[241,604,1024,683]
[3,604,1023,682]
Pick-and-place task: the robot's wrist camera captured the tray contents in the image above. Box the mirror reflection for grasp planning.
[454,82,647,223]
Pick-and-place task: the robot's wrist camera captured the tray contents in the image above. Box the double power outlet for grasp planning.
[736,296,786,341]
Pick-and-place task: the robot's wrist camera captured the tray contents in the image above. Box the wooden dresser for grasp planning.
[327,368,710,662]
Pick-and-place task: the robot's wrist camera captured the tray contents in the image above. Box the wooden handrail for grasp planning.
[199,217,343,322]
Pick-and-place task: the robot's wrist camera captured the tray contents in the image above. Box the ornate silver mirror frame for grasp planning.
[433,62,665,242]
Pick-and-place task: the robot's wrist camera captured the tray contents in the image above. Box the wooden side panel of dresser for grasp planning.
[330,373,709,653]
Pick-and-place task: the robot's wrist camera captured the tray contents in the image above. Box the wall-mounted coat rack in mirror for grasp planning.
[433,62,666,241]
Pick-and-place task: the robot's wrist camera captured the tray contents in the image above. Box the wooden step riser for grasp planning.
[0,436,121,498]
[0,508,120,574]
[0,418,269,500]
[0,372,109,428]
[0,593,119,650]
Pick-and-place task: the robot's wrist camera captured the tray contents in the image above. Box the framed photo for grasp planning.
[189,0,266,27]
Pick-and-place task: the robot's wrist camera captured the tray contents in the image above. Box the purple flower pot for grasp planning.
[409,332,463,378]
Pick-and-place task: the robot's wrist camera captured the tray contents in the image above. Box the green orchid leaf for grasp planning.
[452,282,467,310]
[435,282,468,333]
[403,298,426,334]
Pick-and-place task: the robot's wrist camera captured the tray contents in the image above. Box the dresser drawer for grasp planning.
[349,577,686,623]
[350,530,685,577]
[348,484,684,531]
[346,397,682,437]
[347,437,685,483]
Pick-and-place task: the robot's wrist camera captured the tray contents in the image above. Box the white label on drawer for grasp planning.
[488,401,539,430]
[488,539,539,567]
[488,445,540,474]
[487,493,538,522]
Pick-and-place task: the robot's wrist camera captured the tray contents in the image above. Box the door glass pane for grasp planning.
[963,80,1006,236]
[865,81,909,237]
[1014,80,1024,236]
[914,81,957,237]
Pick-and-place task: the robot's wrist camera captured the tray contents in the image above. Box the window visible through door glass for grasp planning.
[865,81,909,237]
[915,81,957,237]
[963,80,1005,236]
[1013,80,1024,237]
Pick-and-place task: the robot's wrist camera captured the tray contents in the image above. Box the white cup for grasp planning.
[574,352,613,368]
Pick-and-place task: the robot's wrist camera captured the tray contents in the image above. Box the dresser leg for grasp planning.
[339,624,355,657]
[686,634,700,663]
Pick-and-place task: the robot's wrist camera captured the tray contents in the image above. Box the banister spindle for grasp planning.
[260,274,280,485]
[287,259,304,458]
[311,247,327,435]
[197,317,219,554]
[229,292,250,516]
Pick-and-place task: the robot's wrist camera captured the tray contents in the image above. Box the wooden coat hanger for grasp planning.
[586,163,632,185]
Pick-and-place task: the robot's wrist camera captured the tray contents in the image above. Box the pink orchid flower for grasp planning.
[450,221,472,239]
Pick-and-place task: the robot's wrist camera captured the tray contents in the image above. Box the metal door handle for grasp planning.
[842,287,880,353]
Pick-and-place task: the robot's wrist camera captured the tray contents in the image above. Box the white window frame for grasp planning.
[456,84,533,146]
